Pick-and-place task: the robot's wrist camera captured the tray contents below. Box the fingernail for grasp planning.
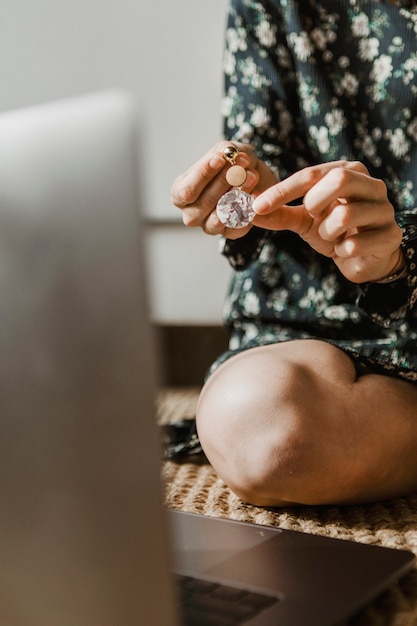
[243,170,257,188]
[252,196,268,214]
[237,153,250,167]
[209,154,225,170]
[252,196,261,212]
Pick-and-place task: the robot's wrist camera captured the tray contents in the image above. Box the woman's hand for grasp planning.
[251,160,405,284]
[170,141,277,240]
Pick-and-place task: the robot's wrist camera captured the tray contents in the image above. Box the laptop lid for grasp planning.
[0,91,178,626]
[170,508,414,625]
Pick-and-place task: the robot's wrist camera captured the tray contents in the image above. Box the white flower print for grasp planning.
[325,108,346,135]
[323,306,350,321]
[224,49,236,76]
[267,287,289,312]
[221,95,234,118]
[372,127,383,141]
[229,335,240,351]
[259,240,277,263]
[338,56,350,69]
[404,54,417,73]
[402,53,417,85]
[243,323,259,342]
[309,126,330,154]
[310,27,327,50]
[233,121,254,143]
[243,292,260,316]
[358,37,379,62]
[362,135,378,160]
[288,31,314,62]
[226,27,247,54]
[398,181,415,209]
[240,57,270,90]
[340,72,359,97]
[255,20,277,48]
[390,36,404,53]
[261,265,281,288]
[321,274,338,300]
[388,128,410,158]
[250,105,271,130]
[371,54,393,83]
[351,13,370,38]
[299,287,326,311]
[222,296,232,320]
[298,76,319,117]
[235,111,246,127]
[326,28,337,45]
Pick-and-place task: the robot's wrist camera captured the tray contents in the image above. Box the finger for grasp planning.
[171,143,254,209]
[180,168,231,228]
[252,203,311,236]
[171,151,226,209]
[333,223,402,260]
[304,167,387,218]
[251,161,353,214]
[252,161,369,215]
[241,168,259,193]
[318,198,391,241]
[201,206,253,238]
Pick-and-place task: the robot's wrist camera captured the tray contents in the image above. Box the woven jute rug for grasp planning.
[158,387,417,626]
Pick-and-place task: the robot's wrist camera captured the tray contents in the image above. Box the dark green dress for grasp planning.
[212,0,417,382]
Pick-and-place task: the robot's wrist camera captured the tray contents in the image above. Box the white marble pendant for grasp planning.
[216,189,255,229]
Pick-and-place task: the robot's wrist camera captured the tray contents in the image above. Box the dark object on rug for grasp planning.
[160,419,203,459]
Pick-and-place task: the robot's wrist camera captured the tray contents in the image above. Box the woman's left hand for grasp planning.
[252,160,405,284]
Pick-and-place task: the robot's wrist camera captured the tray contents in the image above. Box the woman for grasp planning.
[171,0,417,506]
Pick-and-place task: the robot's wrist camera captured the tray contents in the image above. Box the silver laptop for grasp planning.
[0,92,413,626]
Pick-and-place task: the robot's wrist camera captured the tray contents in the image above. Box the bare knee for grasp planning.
[196,346,333,506]
[196,342,417,506]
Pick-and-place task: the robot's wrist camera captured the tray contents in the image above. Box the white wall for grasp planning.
[0,0,231,323]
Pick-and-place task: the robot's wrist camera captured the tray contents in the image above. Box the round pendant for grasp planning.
[225,164,247,187]
[216,189,256,229]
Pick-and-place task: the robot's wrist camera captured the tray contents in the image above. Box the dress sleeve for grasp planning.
[220,0,318,269]
[357,212,417,328]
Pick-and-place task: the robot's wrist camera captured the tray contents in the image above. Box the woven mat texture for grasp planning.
[158,387,417,626]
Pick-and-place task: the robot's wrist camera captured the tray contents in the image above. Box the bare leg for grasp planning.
[196,340,417,506]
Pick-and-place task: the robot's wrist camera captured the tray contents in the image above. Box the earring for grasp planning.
[216,145,255,229]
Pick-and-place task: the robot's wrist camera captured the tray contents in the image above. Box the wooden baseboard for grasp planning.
[155,325,229,386]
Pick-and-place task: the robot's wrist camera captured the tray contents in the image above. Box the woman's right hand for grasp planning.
[170,141,277,240]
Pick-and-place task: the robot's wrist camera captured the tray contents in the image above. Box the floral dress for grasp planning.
[212,0,417,382]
